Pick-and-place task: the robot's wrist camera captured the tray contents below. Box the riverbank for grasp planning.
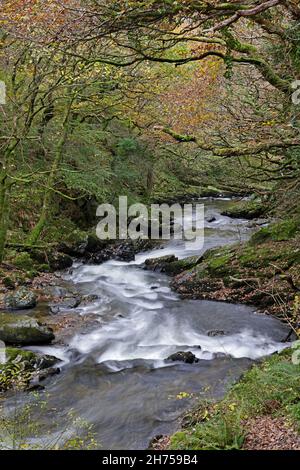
[148,215,300,450]
[168,348,300,450]
[146,218,300,323]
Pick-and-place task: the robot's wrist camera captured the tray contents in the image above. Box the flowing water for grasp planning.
[15,199,290,449]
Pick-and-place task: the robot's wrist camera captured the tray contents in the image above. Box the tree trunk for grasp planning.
[0,170,10,263]
[27,102,73,245]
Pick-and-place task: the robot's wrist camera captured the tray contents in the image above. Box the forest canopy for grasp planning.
[0,0,300,261]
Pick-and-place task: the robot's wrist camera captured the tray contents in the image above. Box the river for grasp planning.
[13,198,290,449]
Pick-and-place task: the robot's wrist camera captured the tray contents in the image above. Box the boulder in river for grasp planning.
[207,329,226,337]
[4,287,37,310]
[166,351,199,364]
[0,313,55,345]
[90,241,135,264]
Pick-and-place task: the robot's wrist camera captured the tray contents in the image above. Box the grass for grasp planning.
[170,348,300,450]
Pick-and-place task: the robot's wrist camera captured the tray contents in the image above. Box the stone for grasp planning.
[0,313,55,345]
[31,250,73,271]
[4,287,37,310]
[166,351,198,364]
[1,348,60,391]
[49,296,82,314]
[144,255,178,271]
[207,330,226,337]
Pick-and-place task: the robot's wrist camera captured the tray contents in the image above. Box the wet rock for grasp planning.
[29,367,60,386]
[113,242,135,261]
[145,254,202,276]
[4,287,37,310]
[0,313,55,345]
[206,216,216,223]
[6,347,58,369]
[213,352,232,359]
[1,348,60,391]
[81,294,99,304]
[144,255,178,271]
[90,241,135,264]
[207,329,226,337]
[246,219,269,229]
[58,234,108,258]
[166,351,198,364]
[48,252,73,271]
[221,200,266,220]
[49,296,82,314]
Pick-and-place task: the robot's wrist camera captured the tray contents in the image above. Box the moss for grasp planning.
[222,199,266,219]
[238,245,291,269]
[208,253,233,272]
[200,186,223,197]
[170,349,300,450]
[0,314,54,345]
[25,269,38,279]
[38,263,50,272]
[251,219,299,245]
[164,255,203,275]
[0,347,58,391]
[2,276,15,289]
[13,252,34,271]
[6,347,36,364]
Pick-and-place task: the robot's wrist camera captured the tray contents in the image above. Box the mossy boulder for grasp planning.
[221,199,266,220]
[58,233,109,258]
[199,186,223,197]
[13,252,35,271]
[171,231,300,316]
[4,287,37,310]
[250,219,299,245]
[5,347,58,369]
[0,313,55,345]
[0,348,59,391]
[145,255,178,271]
[31,250,73,271]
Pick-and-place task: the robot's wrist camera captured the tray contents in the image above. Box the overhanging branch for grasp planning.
[155,126,300,157]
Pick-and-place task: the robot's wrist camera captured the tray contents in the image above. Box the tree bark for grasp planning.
[0,169,10,263]
[27,101,73,245]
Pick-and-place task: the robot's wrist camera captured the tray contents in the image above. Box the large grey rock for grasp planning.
[0,313,55,345]
[4,287,37,310]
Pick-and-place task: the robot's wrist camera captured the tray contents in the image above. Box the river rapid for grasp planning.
[14,198,290,449]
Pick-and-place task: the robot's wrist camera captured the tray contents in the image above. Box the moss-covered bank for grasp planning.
[169,348,300,450]
[171,219,300,321]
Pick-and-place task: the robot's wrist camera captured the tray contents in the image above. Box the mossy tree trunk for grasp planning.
[0,169,10,263]
[26,101,73,246]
